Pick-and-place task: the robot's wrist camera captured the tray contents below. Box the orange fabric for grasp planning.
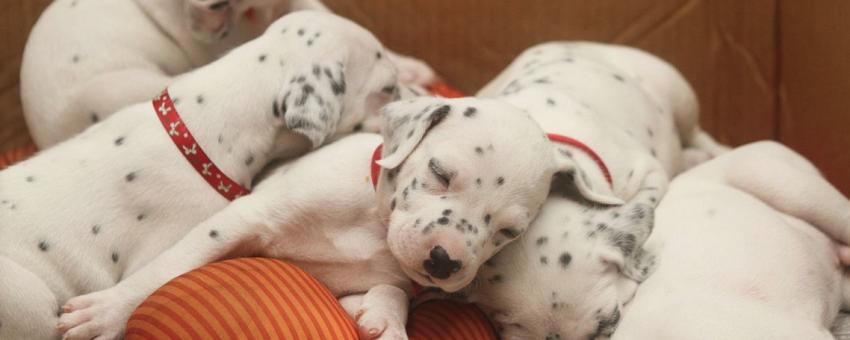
[127,258,496,340]
[0,143,36,170]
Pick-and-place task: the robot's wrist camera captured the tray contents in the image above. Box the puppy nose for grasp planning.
[423,245,461,279]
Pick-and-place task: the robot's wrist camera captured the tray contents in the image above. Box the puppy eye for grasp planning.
[499,227,521,239]
[428,158,453,188]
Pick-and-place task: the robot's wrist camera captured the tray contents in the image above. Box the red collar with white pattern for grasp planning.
[153,89,250,201]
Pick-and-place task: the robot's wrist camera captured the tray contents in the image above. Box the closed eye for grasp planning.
[499,227,521,239]
[428,158,454,188]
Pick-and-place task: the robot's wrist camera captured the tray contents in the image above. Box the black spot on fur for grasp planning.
[438,217,450,225]
[546,98,556,106]
[484,214,491,225]
[463,107,477,118]
[91,225,101,234]
[244,155,255,166]
[496,177,505,185]
[297,28,305,36]
[125,172,136,182]
[613,74,625,82]
[382,85,397,95]
[72,54,79,63]
[26,176,34,183]
[209,230,219,238]
[559,252,572,269]
[376,51,382,59]
[196,95,204,104]
[475,146,483,155]
[390,198,396,211]
[540,256,549,265]
[114,137,125,146]
[475,178,482,187]
[137,214,145,221]
[38,241,49,251]
[111,252,119,263]
[90,112,99,123]
[488,274,503,284]
[258,54,267,62]
[443,209,452,216]
[536,237,548,246]
[353,123,364,132]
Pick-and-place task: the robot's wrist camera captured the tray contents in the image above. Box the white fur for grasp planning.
[0,11,398,340]
[21,0,435,148]
[468,142,850,340]
[466,41,726,339]
[52,95,573,340]
[615,141,850,340]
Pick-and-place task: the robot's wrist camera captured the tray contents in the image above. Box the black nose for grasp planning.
[423,246,462,279]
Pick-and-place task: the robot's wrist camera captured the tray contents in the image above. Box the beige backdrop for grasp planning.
[1,0,848,193]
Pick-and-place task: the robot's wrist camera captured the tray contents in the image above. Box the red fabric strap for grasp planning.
[152,89,250,201]
[546,133,613,187]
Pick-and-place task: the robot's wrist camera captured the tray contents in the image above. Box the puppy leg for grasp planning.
[386,51,437,86]
[58,196,273,340]
[0,256,59,340]
[726,142,850,246]
[351,284,409,340]
[42,69,172,146]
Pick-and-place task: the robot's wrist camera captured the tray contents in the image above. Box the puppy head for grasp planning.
[266,11,398,149]
[374,97,560,292]
[465,189,656,340]
[184,0,292,42]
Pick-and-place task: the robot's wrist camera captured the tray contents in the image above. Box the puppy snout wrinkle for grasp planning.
[423,245,461,279]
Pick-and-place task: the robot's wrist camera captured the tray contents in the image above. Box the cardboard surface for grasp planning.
[779,0,850,197]
[0,0,846,193]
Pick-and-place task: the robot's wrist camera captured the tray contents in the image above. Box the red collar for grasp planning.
[369,133,612,189]
[153,89,250,201]
[545,133,613,186]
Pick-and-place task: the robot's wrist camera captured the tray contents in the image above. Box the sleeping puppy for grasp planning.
[461,41,725,339]
[0,11,398,340]
[468,142,850,340]
[55,96,580,340]
[21,0,435,147]
[477,41,727,225]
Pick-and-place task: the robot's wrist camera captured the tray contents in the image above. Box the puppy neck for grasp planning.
[162,44,310,188]
[134,0,265,67]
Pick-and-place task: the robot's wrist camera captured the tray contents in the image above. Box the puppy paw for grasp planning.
[57,288,135,340]
[389,53,438,86]
[354,307,408,340]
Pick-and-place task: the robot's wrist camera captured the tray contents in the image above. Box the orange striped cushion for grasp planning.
[127,258,496,340]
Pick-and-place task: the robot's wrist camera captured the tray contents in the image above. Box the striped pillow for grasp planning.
[126,258,496,339]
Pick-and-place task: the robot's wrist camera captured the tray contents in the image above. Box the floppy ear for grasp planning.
[376,98,452,169]
[184,0,233,42]
[273,61,347,148]
[598,202,656,282]
[552,148,625,205]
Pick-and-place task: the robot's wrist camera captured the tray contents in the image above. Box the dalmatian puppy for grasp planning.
[55,96,579,340]
[0,11,399,340]
[470,141,850,340]
[21,0,436,148]
[613,141,850,340]
[458,41,727,339]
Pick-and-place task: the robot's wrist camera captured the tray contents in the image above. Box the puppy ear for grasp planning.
[552,149,624,205]
[376,98,452,169]
[273,61,347,148]
[184,0,233,42]
[599,203,656,282]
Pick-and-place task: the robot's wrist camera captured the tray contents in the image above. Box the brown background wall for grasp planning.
[1,0,847,193]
